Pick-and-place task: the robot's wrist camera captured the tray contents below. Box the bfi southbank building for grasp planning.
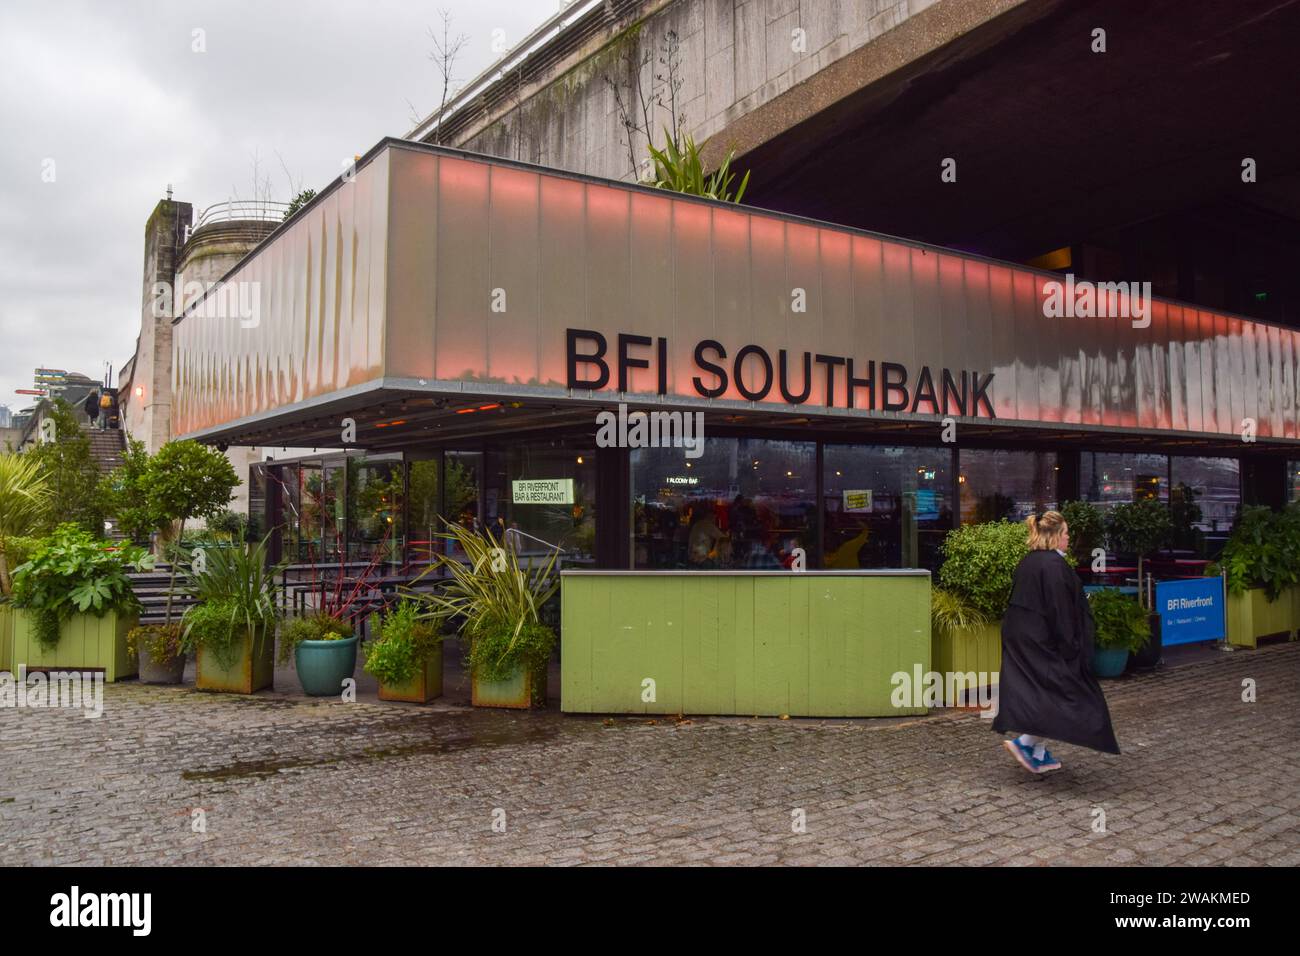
[173,139,1300,574]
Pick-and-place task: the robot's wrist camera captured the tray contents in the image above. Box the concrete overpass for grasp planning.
[411,0,1300,327]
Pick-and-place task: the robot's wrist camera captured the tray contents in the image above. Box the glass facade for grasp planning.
[347,456,404,567]
[1080,452,1170,511]
[254,438,1251,575]
[632,438,817,570]
[822,445,952,569]
[958,450,1057,525]
[492,442,597,565]
[1169,456,1240,556]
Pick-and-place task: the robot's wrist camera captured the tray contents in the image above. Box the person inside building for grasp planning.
[993,510,1121,773]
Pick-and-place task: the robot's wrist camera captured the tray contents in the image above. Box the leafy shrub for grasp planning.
[1059,500,1104,568]
[416,519,560,682]
[207,509,247,541]
[182,599,247,670]
[1088,589,1151,653]
[278,613,355,665]
[466,614,555,684]
[1105,499,1173,558]
[1211,504,1300,600]
[11,524,152,648]
[184,535,281,665]
[127,622,188,664]
[364,601,441,686]
[937,521,1029,620]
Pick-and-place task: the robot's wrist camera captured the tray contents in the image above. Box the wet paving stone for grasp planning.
[1,643,1297,865]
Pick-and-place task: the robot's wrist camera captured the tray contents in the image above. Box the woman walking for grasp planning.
[993,511,1121,773]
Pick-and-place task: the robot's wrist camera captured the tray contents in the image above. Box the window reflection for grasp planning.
[1169,455,1240,557]
[1080,452,1168,511]
[632,439,816,570]
[959,450,1057,525]
[823,445,952,570]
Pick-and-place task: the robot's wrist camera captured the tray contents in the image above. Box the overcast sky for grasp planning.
[0,0,553,413]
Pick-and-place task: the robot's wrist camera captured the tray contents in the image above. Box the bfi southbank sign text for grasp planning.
[565,329,996,417]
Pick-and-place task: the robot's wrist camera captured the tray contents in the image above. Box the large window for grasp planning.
[347,456,404,567]
[1169,455,1240,556]
[823,445,952,570]
[1080,452,1169,511]
[632,438,816,570]
[407,457,441,563]
[498,442,597,565]
[960,450,1057,525]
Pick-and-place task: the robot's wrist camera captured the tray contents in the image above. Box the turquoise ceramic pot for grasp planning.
[1092,646,1130,678]
[295,636,358,696]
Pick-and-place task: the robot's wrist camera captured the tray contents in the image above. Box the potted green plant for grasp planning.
[127,623,188,684]
[1059,500,1105,571]
[9,523,153,681]
[932,520,1028,678]
[365,601,444,703]
[184,535,282,694]
[1088,588,1151,677]
[278,612,358,697]
[0,452,53,671]
[1105,498,1173,606]
[1210,504,1300,647]
[416,520,559,709]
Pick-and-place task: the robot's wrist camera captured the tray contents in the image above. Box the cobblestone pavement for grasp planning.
[1,642,1297,866]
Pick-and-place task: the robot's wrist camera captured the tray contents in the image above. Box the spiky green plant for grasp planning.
[183,534,283,667]
[411,520,559,681]
[930,587,991,633]
[0,453,53,596]
[646,128,750,203]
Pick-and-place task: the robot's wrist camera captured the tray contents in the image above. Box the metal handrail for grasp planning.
[193,199,291,229]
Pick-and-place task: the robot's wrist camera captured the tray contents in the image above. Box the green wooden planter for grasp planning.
[378,646,444,703]
[196,629,274,694]
[1225,586,1297,649]
[931,619,1002,687]
[10,608,137,681]
[0,605,12,673]
[561,569,931,718]
[472,661,546,709]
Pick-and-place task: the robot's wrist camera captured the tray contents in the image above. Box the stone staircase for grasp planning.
[84,426,126,474]
[128,565,198,626]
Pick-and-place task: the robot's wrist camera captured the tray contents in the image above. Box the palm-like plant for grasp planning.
[0,453,53,596]
[183,534,283,661]
[646,128,750,204]
[411,520,559,675]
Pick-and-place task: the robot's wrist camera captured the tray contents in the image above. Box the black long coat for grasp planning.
[991,549,1121,754]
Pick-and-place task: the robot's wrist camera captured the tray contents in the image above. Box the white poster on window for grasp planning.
[512,478,575,505]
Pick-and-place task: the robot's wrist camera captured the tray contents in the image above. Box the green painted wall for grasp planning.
[561,571,931,717]
[10,609,137,682]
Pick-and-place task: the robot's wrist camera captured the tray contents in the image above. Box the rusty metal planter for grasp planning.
[378,646,444,703]
[10,608,137,681]
[196,629,274,694]
[472,662,546,709]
